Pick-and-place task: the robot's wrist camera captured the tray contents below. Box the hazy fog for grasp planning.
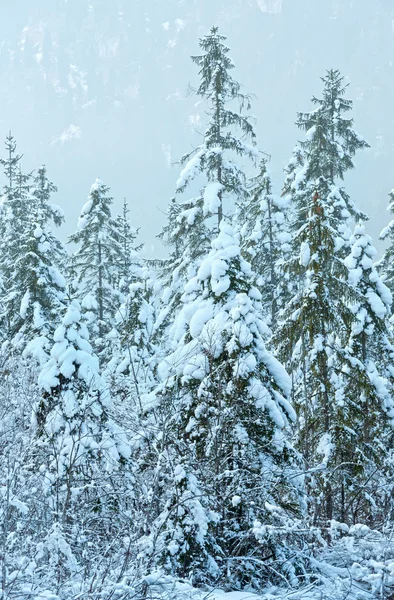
[0,0,393,254]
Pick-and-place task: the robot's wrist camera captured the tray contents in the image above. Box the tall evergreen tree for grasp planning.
[239,158,292,326]
[0,135,29,335]
[114,197,142,293]
[181,26,257,227]
[31,300,132,584]
[0,132,23,205]
[14,218,67,359]
[280,69,369,287]
[0,137,66,347]
[275,73,371,525]
[156,26,258,342]
[32,165,65,227]
[338,224,394,523]
[68,179,122,351]
[144,223,305,589]
[275,177,354,524]
[377,187,394,295]
[104,269,160,447]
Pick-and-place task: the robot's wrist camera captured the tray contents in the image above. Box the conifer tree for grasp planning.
[275,74,371,525]
[36,301,130,463]
[32,165,65,227]
[179,26,257,224]
[338,224,394,523]
[145,223,305,589]
[377,187,394,295]
[14,219,67,359]
[105,268,159,412]
[0,137,66,350]
[239,158,291,326]
[69,179,123,351]
[276,177,354,523]
[294,69,369,248]
[114,197,142,293]
[156,27,258,339]
[0,132,23,209]
[30,300,132,582]
[0,136,31,336]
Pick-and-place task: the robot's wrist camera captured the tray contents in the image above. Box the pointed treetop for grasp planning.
[296,68,369,183]
[32,165,64,227]
[0,132,23,191]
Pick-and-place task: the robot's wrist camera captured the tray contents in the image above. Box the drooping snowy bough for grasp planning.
[142,224,307,590]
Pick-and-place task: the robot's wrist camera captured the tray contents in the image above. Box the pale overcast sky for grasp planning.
[0,0,393,254]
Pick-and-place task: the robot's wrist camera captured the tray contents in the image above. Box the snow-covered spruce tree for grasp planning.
[13,218,67,359]
[339,223,394,525]
[68,179,123,354]
[279,69,369,302]
[294,69,369,249]
[156,26,258,344]
[239,158,292,326]
[377,187,394,295]
[17,169,67,355]
[105,267,159,414]
[275,191,390,525]
[275,172,355,525]
[32,164,65,228]
[29,301,133,590]
[0,135,31,338]
[144,223,307,590]
[274,73,374,526]
[279,69,370,332]
[114,197,142,294]
[104,269,162,550]
[104,199,151,409]
[0,143,67,353]
[277,70,369,317]
[183,26,257,228]
[0,132,23,216]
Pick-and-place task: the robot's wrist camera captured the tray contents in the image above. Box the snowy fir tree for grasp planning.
[144,223,307,589]
[297,70,369,180]
[105,268,159,415]
[274,79,380,527]
[156,26,258,350]
[159,26,258,270]
[30,301,132,587]
[113,197,142,294]
[238,157,292,326]
[35,300,131,485]
[12,218,67,359]
[0,137,66,351]
[275,175,354,524]
[277,70,369,319]
[68,179,123,353]
[32,164,65,228]
[0,135,32,338]
[0,132,23,211]
[179,26,257,228]
[280,69,369,293]
[339,223,394,523]
[377,186,394,295]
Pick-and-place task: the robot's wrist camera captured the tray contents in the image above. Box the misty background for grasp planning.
[1,0,393,255]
